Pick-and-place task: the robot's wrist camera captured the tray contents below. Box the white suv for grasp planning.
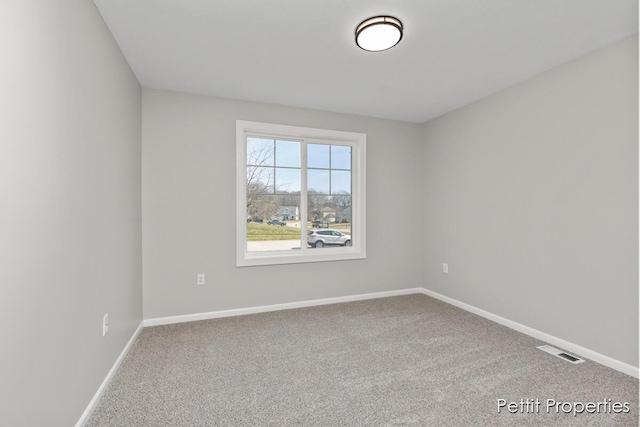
[307,229,351,248]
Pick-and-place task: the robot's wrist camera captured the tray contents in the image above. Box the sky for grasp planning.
[247,138,352,195]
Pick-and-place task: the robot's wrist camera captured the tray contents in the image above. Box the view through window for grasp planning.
[237,121,365,266]
[246,139,352,252]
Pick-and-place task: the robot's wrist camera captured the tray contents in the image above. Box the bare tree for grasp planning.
[307,190,329,221]
[278,193,300,207]
[330,191,351,209]
[246,140,274,219]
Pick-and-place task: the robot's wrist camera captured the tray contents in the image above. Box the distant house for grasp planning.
[321,207,336,223]
[276,206,299,220]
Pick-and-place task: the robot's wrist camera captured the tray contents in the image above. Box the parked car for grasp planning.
[252,217,263,223]
[268,219,286,226]
[307,229,351,248]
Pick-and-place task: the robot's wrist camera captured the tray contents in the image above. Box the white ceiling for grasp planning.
[93,0,638,123]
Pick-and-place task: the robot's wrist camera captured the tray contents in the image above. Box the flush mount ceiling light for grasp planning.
[355,15,403,52]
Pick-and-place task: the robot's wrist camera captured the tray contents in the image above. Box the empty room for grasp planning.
[2,1,638,426]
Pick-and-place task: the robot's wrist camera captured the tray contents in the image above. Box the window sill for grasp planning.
[236,246,366,267]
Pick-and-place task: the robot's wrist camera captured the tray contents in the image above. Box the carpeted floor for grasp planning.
[87,294,638,426]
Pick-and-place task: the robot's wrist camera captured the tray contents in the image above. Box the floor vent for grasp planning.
[537,345,585,364]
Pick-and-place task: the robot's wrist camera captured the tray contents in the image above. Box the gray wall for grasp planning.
[142,89,424,319]
[0,1,142,425]
[422,36,638,367]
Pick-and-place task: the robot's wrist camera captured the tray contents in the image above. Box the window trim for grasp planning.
[236,120,366,267]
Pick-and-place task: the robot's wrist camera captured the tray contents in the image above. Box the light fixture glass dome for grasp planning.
[355,16,403,52]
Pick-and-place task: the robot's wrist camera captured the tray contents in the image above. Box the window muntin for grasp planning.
[237,121,366,266]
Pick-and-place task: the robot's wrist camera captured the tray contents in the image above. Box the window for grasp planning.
[236,120,366,266]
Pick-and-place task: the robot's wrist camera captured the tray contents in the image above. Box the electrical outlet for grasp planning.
[102,314,109,337]
[443,263,449,273]
[197,274,205,285]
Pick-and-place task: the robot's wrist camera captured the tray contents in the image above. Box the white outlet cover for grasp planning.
[103,314,109,336]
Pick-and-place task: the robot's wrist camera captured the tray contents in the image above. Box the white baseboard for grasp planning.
[76,321,144,427]
[419,288,639,379]
[143,288,424,327]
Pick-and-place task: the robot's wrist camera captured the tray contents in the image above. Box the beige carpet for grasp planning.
[87,294,638,426]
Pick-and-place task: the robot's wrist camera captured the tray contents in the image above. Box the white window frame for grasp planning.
[236,120,366,267]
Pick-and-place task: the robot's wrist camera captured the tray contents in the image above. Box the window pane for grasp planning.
[275,168,300,193]
[307,193,352,249]
[308,192,327,226]
[308,144,330,168]
[331,170,351,195]
[247,166,274,194]
[275,140,300,167]
[246,194,301,252]
[247,138,274,166]
[308,169,330,194]
[331,145,351,170]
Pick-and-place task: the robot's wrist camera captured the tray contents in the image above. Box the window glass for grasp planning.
[275,168,301,193]
[275,140,300,168]
[331,170,351,195]
[247,138,274,166]
[307,169,330,194]
[246,139,301,253]
[308,144,330,168]
[238,120,365,266]
[331,145,351,170]
[247,166,275,194]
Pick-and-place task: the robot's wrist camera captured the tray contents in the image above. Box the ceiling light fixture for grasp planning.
[355,15,403,52]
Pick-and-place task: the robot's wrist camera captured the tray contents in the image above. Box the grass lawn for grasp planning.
[247,222,301,241]
[327,223,351,231]
[247,222,351,241]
